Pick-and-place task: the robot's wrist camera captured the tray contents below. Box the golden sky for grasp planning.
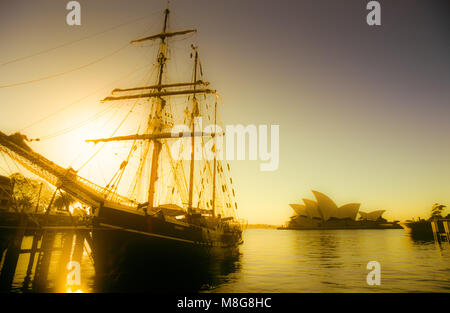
[1,0,449,224]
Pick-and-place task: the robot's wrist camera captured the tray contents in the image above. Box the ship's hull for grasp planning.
[91,205,242,292]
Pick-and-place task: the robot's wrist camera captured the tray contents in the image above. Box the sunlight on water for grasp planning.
[11,229,450,293]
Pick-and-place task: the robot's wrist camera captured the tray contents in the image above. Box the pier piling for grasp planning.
[0,210,95,293]
[0,213,26,292]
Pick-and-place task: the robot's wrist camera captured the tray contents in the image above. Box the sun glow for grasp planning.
[66,287,83,293]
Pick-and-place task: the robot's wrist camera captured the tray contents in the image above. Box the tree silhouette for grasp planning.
[9,172,54,212]
[430,203,447,220]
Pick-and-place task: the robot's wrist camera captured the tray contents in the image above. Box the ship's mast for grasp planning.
[146,8,170,214]
[123,7,196,213]
[187,46,199,215]
[212,98,217,218]
[89,9,220,213]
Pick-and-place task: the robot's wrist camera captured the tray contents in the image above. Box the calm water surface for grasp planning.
[11,229,450,292]
[209,229,450,292]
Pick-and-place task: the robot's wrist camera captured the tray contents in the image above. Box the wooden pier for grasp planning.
[431,219,450,244]
[0,211,94,292]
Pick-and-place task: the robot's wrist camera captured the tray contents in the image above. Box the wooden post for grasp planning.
[431,221,439,243]
[0,213,26,292]
[72,231,86,263]
[84,231,95,265]
[32,230,56,292]
[21,230,41,292]
[443,221,450,243]
[32,187,58,292]
[55,231,74,292]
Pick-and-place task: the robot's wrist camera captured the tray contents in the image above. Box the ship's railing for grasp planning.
[74,175,138,208]
[221,217,246,233]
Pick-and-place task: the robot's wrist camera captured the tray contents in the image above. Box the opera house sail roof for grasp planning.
[289,204,307,217]
[358,210,386,221]
[312,190,360,221]
[285,191,399,229]
[302,198,322,219]
[289,190,382,222]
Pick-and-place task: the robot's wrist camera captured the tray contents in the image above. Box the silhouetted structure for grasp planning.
[281,190,402,230]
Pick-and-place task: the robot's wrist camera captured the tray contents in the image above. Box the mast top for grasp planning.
[109,8,200,103]
[130,8,196,44]
[130,29,197,44]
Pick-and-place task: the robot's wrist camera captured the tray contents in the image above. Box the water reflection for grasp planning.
[2,230,242,293]
[212,229,450,293]
[3,229,450,292]
[316,232,341,268]
[94,250,242,293]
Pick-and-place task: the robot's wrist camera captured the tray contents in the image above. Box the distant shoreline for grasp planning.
[246,224,280,229]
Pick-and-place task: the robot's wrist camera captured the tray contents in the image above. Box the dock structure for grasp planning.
[0,211,94,293]
[430,219,450,244]
[0,128,135,292]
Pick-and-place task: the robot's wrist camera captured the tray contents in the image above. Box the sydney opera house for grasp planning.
[285,190,401,229]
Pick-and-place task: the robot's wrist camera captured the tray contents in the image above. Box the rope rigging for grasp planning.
[0,11,160,68]
[17,64,147,133]
[74,58,158,175]
[31,102,119,141]
[0,43,130,89]
[75,101,138,173]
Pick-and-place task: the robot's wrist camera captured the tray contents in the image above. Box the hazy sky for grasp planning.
[0,0,449,224]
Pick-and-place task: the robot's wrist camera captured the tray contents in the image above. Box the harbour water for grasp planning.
[9,228,450,293]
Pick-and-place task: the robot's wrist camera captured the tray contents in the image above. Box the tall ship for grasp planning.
[0,8,243,289]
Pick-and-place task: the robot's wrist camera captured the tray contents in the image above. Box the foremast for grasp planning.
[147,8,172,214]
[118,8,194,214]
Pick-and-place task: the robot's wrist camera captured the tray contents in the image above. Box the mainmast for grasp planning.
[122,7,196,213]
[147,8,170,214]
[212,97,218,218]
[187,45,200,215]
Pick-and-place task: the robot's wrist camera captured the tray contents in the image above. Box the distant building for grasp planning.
[286,190,395,229]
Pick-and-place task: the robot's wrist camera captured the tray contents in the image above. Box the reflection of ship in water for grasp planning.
[0,7,243,292]
[0,226,241,292]
[97,246,242,292]
[280,190,402,230]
